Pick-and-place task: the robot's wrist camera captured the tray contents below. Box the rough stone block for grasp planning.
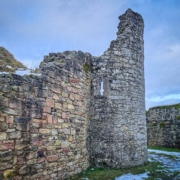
[39,129,51,134]
[43,107,51,113]
[46,98,55,107]
[62,112,67,119]
[0,132,7,140]
[47,155,59,162]
[6,116,14,124]
[9,131,22,139]
[68,104,74,109]
[0,122,8,131]
[46,114,52,124]
[0,140,14,150]
[3,169,17,179]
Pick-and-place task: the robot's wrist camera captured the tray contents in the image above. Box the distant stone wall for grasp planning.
[147,104,180,148]
[87,9,147,167]
[0,51,91,179]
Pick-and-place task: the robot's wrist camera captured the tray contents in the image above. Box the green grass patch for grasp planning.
[148,146,180,152]
[66,161,171,180]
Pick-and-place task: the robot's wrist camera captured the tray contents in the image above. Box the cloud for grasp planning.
[146,99,180,110]
[1,0,180,105]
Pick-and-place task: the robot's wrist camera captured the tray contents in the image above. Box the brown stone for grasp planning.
[0,140,14,150]
[7,116,14,124]
[68,104,74,109]
[62,112,67,119]
[62,92,68,98]
[43,106,51,113]
[70,93,74,100]
[0,132,7,140]
[70,78,79,83]
[0,122,8,131]
[32,137,44,146]
[39,129,51,134]
[52,117,58,124]
[47,155,59,162]
[46,98,54,107]
[55,103,61,109]
[53,94,59,100]
[47,114,52,124]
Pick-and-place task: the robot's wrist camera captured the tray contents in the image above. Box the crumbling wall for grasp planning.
[0,8,148,179]
[87,9,147,167]
[147,104,180,148]
[0,51,91,179]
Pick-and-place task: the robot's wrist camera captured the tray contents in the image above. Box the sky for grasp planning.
[0,0,180,109]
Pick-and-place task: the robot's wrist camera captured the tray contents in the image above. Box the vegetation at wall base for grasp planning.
[148,146,180,152]
[66,161,175,180]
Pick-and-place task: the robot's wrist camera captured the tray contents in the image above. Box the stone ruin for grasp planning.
[0,9,147,179]
[147,104,180,148]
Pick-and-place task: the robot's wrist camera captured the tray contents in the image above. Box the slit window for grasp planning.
[100,81,104,95]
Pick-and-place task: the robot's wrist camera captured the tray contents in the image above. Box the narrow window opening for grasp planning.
[100,81,104,95]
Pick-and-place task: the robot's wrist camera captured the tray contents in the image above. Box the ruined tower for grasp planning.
[87,8,147,167]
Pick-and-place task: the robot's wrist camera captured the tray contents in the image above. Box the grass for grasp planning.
[66,162,171,180]
[66,146,180,180]
[0,46,26,72]
[149,103,180,110]
[148,146,180,152]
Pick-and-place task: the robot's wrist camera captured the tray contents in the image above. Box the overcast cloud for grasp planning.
[0,0,180,109]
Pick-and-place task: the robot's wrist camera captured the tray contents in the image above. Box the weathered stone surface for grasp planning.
[147,104,180,148]
[39,129,51,134]
[0,132,7,140]
[0,9,146,180]
[9,131,22,139]
[0,140,14,150]
[3,169,17,178]
[0,122,8,131]
[47,155,58,162]
[87,8,147,168]
[46,98,54,107]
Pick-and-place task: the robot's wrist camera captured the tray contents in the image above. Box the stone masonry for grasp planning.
[0,9,147,179]
[147,104,180,148]
[87,8,147,167]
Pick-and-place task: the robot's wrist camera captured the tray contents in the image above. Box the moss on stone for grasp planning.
[83,63,91,73]
[50,58,54,62]
[59,59,64,63]
[177,116,180,120]
[160,122,165,128]
[3,169,17,179]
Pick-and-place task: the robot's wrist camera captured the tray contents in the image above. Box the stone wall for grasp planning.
[147,104,180,148]
[87,9,147,167]
[0,51,91,179]
[0,8,147,179]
